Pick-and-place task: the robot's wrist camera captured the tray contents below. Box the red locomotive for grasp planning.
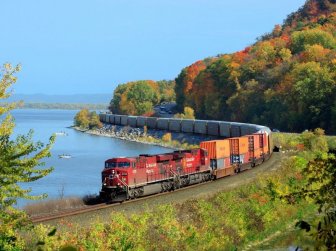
[100,132,271,202]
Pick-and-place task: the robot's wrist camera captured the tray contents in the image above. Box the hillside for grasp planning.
[175,0,336,133]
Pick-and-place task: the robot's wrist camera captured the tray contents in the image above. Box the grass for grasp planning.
[23,194,101,217]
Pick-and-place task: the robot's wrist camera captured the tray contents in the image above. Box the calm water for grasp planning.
[11,109,169,207]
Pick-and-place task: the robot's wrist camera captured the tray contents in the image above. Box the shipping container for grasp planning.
[157,118,170,130]
[120,115,128,126]
[254,133,269,155]
[168,118,181,132]
[210,157,231,169]
[229,137,249,164]
[230,153,249,164]
[200,140,230,159]
[247,134,263,161]
[147,117,158,129]
[181,119,194,133]
[219,122,231,138]
[194,120,207,134]
[136,116,147,127]
[207,121,220,136]
[128,116,138,127]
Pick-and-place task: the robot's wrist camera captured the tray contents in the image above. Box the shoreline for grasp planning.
[71,126,181,150]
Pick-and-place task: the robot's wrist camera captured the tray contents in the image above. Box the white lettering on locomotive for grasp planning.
[146,163,156,168]
[186,157,195,162]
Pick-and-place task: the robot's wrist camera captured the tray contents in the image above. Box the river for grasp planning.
[11,109,169,207]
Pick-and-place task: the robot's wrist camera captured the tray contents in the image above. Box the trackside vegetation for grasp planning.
[19,131,336,250]
[0,64,55,250]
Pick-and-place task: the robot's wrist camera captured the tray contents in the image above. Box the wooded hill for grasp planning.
[175,0,336,133]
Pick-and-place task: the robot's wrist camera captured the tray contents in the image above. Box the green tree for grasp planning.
[74,108,90,129]
[291,28,336,53]
[174,106,195,119]
[89,111,103,129]
[74,109,103,129]
[291,62,335,131]
[0,64,55,250]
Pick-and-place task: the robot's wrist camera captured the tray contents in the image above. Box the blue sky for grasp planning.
[1,0,306,95]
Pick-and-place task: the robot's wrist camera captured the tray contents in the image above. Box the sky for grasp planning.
[1,0,306,95]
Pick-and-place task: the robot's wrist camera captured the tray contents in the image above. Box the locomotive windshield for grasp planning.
[105,162,130,168]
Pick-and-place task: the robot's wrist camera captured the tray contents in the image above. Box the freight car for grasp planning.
[99,113,271,138]
[100,131,272,202]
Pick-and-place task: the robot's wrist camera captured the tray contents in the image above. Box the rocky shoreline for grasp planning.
[72,125,180,150]
[72,124,218,150]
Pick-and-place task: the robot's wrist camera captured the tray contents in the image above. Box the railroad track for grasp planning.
[30,152,282,224]
[30,179,217,224]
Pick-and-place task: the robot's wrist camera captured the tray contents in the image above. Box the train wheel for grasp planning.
[128,189,135,199]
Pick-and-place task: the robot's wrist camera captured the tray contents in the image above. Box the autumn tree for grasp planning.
[109,80,175,116]
[174,106,195,119]
[74,109,102,129]
[0,64,55,250]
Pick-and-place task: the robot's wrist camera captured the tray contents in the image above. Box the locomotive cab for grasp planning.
[100,157,134,201]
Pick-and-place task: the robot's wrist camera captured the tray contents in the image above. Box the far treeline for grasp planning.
[20,103,107,110]
[108,0,336,135]
[175,0,336,134]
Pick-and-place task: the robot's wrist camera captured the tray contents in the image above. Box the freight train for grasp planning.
[99,131,272,202]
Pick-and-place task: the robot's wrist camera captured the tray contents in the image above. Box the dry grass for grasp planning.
[24,197,87,217]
